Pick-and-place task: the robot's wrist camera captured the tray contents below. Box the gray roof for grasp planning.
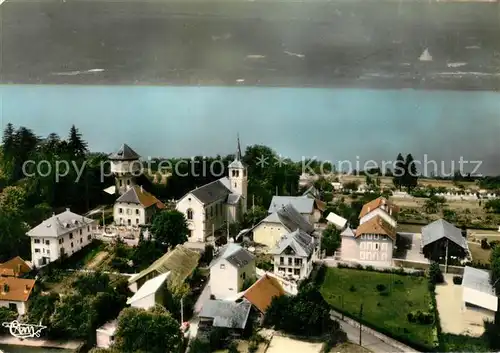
[27,209,95,238]
[190,178,232,205]
[210,243,255,269]
[227,194,241,205]
[271,229,315,257]
[199,299,252,329]
[228,159,245,169]
[302,185,320,199]
[341,227,355,237]
[268,196,314,214]
[109,144,140,160]
[421,219,467,249]
[276,204,314,233]
[463,266,495,296]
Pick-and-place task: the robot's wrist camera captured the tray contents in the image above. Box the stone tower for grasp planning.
[228,135,248,213]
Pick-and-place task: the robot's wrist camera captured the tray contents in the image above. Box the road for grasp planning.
[1,0,499,89]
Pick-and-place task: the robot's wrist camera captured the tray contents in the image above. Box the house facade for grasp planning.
[252,204,314,249]
[209,243,255,299]
[340,197,398,265]
[27,209,96,267]
[0,277,36,315]
[271,229,315,280]
[176,137,248,242]
[113,185,166,226]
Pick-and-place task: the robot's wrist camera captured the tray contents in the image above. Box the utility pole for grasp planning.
[252,194,255,211]
[444,239,449,274]
[359,303,363,346]
[180,297,184,323]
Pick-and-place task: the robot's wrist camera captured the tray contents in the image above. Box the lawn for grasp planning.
[319,268,436,350]
[468,243,491,265]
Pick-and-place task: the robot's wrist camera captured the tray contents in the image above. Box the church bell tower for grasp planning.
[228,135,248,213]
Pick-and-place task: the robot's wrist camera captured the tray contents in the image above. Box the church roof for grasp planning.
[109,144,140,161]
[227,194,242,205]
[190,178,232,205]
[116,186,165,209]
[228,159,245,169]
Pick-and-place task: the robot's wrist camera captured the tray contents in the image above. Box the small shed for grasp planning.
[421,219,468,261]
[96,320,118,348]
[127,272,170,310]
[462,266,498,315]
[326,212,347,230]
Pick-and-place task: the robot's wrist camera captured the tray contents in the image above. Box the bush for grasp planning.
[365,265,374,271]
[481,238,491,249]
[376,284,386,292]
[349,285,356,292]
[428,263,444,284]
[407,310,433,325]
[395,279,404,285]
[453,276,463,285]
[490,240,499,249]
[379,290,389,296]
[407,312,415,323]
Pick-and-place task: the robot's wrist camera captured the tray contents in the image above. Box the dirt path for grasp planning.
[85,251,109,270]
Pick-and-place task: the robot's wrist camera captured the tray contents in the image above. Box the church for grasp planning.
[176,137,248,243]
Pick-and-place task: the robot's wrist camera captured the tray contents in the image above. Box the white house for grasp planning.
[209,243,255,299]
[113,185,166,226]
[96,320,118,349]
[326,212,347,230]
[358,197,399,228]
[27,209,97,267]
[271,229,315,280]
[0,277,36,315]
[340,197,398,265]
[127,272,170,310]
[268,196,324,224]
[252,203,314,249]
[462,266,497,320]
[176,137,248,242]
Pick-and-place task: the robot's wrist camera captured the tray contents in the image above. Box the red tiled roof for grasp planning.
[356,215,397,241]
[359,197,399,218]
[243,275,285,313]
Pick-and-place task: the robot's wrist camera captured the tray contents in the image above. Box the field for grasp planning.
[319,268,435,350]
[340,175,477,191]
[468,243,491,265]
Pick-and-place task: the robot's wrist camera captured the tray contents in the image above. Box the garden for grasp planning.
[319,267,437,351]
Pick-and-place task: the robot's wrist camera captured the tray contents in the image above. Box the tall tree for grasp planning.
[393,153,405,190]
[490,246,500,295]
[67,125,88,158]
[404,153,418,191]
[150,210,189,249]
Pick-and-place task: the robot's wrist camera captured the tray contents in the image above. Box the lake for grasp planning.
[0,85,499,174]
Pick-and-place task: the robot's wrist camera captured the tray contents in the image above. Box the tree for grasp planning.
[150,210,189,249]
[321,224,341,256]
[490,246,500,295]
[404,154,418,191]
[428,262,444,285]
[114,305,183,353]
[241,206,267,229]
[393,153,406,190]
[66,125,88,158]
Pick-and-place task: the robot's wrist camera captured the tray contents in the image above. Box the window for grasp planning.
[375,243,379,250]
[79,229,82,235]
[80,238,83,243]
[220,264,225,269]
[46,249,50,255]
[87,234,91,240]
[136,209,139,215]
[127,219,131,226]
[34,239,40,244]
[278,267,285,272]
[294,269,300,276]
[288,258,292,266]
[287,268,292,273]
[127,180,130,185]
[234,183,237,188]
[60,248,65,255]
[8,303,17,311]
[136,219,139,224]
[294,258,302,266]
[58,239,62,244]
[187,209,193,220]
[69,233,73,239]
[126,209,132,215]
[119,180,123,186]
[71,242,74,248]
[87,226,90,232]
[119,208,123,214]
[242,272,246,280]
[210,207,213,218]
[34,249,40,253]
[280,257,284,265]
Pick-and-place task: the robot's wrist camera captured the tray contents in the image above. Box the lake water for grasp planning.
[0,344,73,353]
[0,85,499,174]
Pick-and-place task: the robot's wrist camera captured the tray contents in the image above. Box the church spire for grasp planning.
[236,133,242,161]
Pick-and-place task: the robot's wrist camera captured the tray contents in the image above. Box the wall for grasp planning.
[210,258,238,299]
[177,195,205,242]
[130,293,156,310]
[31,221,96,267]
[359,235,393,263]
[0,300,26,315]
[236,260,256,291]
[340,236,359,261]
[253,222,289,248]
[359,208,396,228]
[463,287,498,312]
[113,202,146,226]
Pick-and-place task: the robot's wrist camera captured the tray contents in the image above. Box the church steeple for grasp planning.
[236,133,242,161]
